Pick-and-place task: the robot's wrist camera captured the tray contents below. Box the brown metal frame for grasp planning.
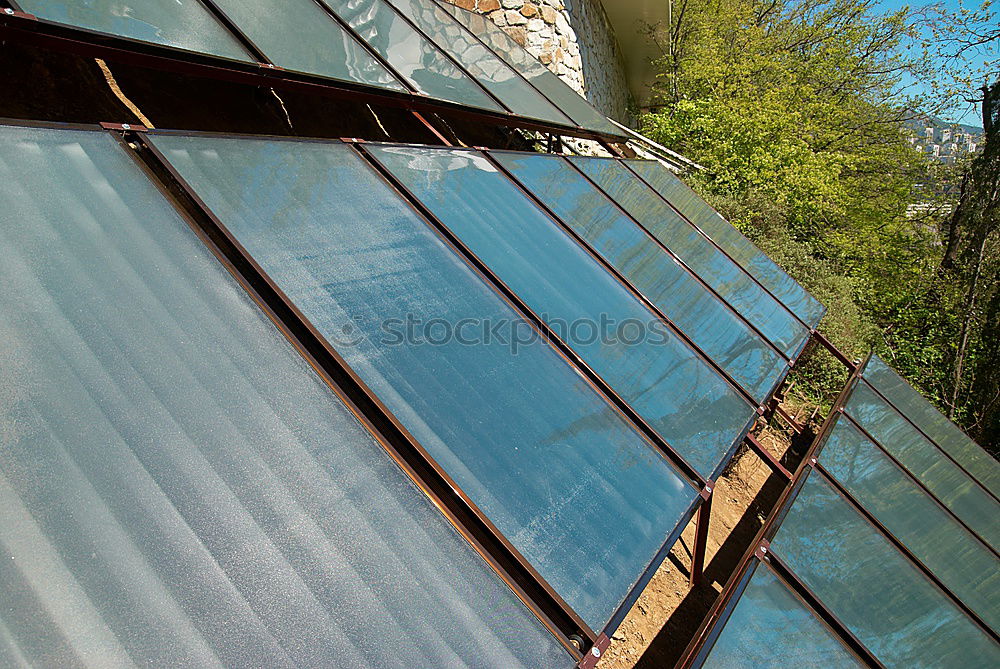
[557,155,810,364]
[0,5,624,143]
[113,124,595,659]
[745,433,793,481]
[479,148,778,410]
[617,158,823,332]
[813,329,859,372]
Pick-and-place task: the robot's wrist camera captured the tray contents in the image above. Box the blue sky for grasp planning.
[873,0,998,125]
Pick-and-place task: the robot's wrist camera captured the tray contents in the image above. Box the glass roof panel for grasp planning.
[320,0,502,110]
[209,0,406,89]
[771,473,1000,667]
[864,355,1000,494]
[438,1,620,135]
[569,157,811,359]
[15,0,253,62]
[820,415,1000,630]
[624,159,826,327]
[369,145,757,478]
[149,133,699,631]
[0,124,570,667]
[845,381,1000,549]
[698,562,865,669]
[494,150,788,404]
[385,0,573,125]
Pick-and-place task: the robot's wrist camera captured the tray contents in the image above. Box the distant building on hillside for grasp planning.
[906,114,984,164]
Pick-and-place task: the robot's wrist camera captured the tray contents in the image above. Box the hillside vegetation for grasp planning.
[640,0,1000,454]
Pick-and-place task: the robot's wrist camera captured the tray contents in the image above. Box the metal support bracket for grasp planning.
[754,539,770,561]
[745,433,793,480]
[690,482,714,587]
[1,8,35,20]
[576,633,611,669]
[100,122,148,132]
[812,330,859,372]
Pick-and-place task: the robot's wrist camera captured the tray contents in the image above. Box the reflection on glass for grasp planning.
[772,473,1000,668]
[570,157,811,358]
[700,563,864,668]
[820,416,1000,630]
[864,355,1000,494]
[625,159,826,327]
[437,1,618,134]
[845,381,1000,549]
[150,134,698,631]
[16,0,252,61]
[385,0,572,125]
[370,145,756,478]
[321,0,500,110]
[0,125,570,668]
[209,0,405,88]
[494,151,788,404]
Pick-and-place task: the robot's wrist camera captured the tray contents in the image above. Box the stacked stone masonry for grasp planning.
[442,0,633,123]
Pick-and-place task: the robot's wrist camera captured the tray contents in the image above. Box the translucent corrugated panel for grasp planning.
[570,157,811,359]
[625,160,826,327]
[149,133,698,631]
[438,1,620,135]
[864,355,1000,494]
[320,0,501,110]
[15,0,253,62]
[845,381,1000,550]
[820,416,1000,630]
[493,150,788,404]
[697,563,864,668]
[209,0,405,89]
[0,125,572,668]
[385,0,573,126]
[771,473,1000,668]
[369,145,756,478]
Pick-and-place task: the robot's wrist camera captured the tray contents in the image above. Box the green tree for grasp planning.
[639,0,1000,452]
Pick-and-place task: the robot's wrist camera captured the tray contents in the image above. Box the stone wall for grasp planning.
[442,0,633,123]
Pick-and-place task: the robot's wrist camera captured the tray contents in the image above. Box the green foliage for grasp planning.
[640,0,999,450]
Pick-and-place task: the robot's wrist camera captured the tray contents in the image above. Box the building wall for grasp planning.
[442,0,633,122]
